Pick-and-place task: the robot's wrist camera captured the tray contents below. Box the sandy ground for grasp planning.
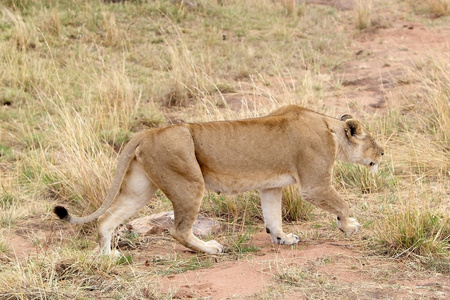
[7,219,449,299]
[153,230,449,299]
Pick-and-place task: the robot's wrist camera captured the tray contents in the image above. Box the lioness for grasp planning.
[54,105,384,255]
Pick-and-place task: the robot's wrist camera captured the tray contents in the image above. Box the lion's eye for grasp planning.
[381,152,384,156]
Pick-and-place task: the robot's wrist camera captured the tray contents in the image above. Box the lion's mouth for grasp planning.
[368,161,379,173]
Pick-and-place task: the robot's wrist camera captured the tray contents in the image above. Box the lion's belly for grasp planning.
[203,173,296,195]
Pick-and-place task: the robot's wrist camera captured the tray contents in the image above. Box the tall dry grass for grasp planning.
[370,55,450,260]
[409,0,450,17]
[354,0,372,30]
[3,8,37,50]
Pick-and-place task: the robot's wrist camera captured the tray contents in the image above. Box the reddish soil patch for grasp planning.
[6,235,36,260]
[158,231,356,299]
[329,20,450,114]
[154,230,449,299]
[161,260,271,299]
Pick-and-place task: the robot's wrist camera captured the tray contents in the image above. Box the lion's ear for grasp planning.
[340,114,353,121]
[344,119,366,140]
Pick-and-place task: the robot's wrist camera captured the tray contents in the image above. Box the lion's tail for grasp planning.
[53,131,147,225]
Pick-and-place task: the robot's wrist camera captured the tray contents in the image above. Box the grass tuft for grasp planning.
[334,163,395,194]
[154,254,215,276]
[203,192,262,225]
[409,0,450,17]
[375,202,449,259]
[0,189,19,209]
[226,227,260,254]
[3,8,37,50]
[282,185,313,222]
[354,0,372,30]
[101,11,126,48]
[42,8,61,36]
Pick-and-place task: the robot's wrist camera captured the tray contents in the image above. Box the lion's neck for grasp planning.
[326,119,353,163]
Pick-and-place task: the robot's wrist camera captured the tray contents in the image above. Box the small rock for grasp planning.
[369,98,386,109]
[120,211,223,238]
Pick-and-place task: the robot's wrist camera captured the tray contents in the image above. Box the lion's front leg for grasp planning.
[301,185,361,235]
[259,188,300,245]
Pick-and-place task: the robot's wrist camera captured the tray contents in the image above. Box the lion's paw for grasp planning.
[336,217,361,235]
[203,240,224,254]
[94,246,122,258]
[111,249,122,258]
[271,233,300,245]
[285,233,300,245]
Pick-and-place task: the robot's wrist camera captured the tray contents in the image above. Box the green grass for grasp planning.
[0,236,8,256]
[0,188,19,209]
[282,185,313,222]
[380,209,449,258]
[226,227,261,254]
[153,254,215,276]
[334,162,396,194]
[203,191,262,225]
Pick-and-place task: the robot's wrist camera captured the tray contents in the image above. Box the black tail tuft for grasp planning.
[54,205,69,220]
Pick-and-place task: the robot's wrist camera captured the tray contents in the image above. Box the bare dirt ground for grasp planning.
[331,16,450,114]
[156,231,449,299]
[4,1,450,299]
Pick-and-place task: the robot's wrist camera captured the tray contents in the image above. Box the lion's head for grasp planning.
[339,114,384,172]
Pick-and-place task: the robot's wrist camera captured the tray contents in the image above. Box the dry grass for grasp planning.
[369,55,450,260]
[0,249,165,299]
[354,0,372,30]
[3,8,37,50]
[0,0,449,298]
[409,0,450,17]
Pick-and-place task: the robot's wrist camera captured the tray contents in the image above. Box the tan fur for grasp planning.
[54,105,384,255]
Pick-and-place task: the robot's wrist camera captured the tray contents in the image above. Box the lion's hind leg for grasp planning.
[260,188,300,245]
[97,160,157,256]
[165,182,224,254]
[152,172,223,254]
[135,126,223,254]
